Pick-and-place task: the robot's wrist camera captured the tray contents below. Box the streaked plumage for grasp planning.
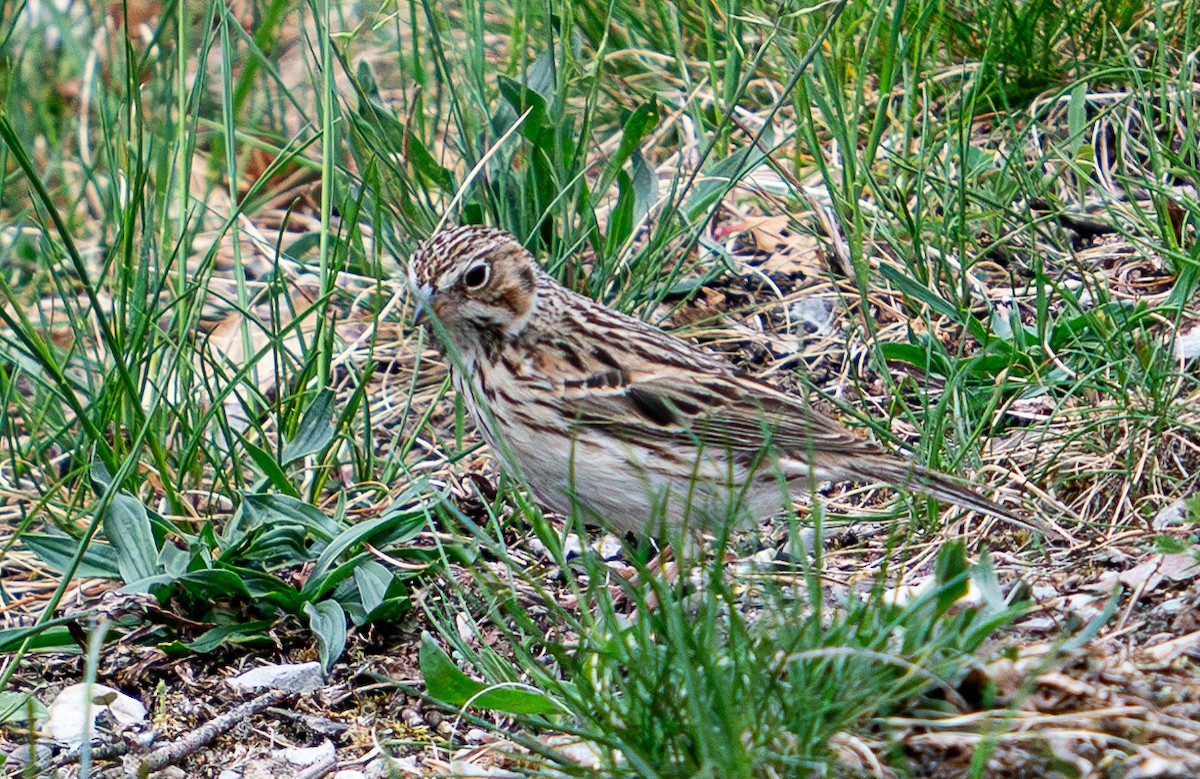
[410,225,1028,537]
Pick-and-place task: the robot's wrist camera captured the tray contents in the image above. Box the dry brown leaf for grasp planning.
[1118,552,1200,593]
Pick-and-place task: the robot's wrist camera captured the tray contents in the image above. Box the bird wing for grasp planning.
[562,367,883,460]
[524,310,882,460]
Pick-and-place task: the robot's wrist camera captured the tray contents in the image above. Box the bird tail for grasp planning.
[841,454,1042,534]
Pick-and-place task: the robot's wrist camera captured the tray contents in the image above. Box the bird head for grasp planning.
[409,226,541,349]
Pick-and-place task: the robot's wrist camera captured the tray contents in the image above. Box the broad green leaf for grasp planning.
[0,618,80,652]
[684,143,767,221]
[406,133,456,191]
[197,521,222,553]
[184,620,276,653]
[356,59,379,98]
[239,436,299,497]
[497,76,548,139]
[305,600,347,672]
[22,532,121,579]
[574,180,601,255]
[307,509,425,587]
[90,461,115,490]
[158,540,191,578]
[934,540,969,615]
[420,632,479,705]
[282,389,337,465]
[235,524,323,566]
[1067,81,1088,143]
[353,560,391,614]
[121,573,183,595]
[283,232,323,260]
[1048,301,1142,349]
[420,633,559,715]
[522,50,556,104]
[601,99,659,193]
[605,170,635,257]
[878,341,952,378]
[102,494,160,584]
[209,562,306,612]
[302,551,373,602]
[0,691,46,724]
[176,569,254,601]
[877,263,968,324]
[630,150,657,226]
[345,561,410,626]
[967,350,1027,380]
[353,61,455,191]
[236,493,340,541]
[991,306,1016,341]
[356,592,410,627]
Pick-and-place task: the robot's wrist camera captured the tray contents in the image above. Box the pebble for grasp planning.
[46,683,146,747]
[7,744,53,769]
[596,534,624,560]
[228,662,325,693]
[283,739,336,766]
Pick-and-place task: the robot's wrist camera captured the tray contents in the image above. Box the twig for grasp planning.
[123,689,294,777]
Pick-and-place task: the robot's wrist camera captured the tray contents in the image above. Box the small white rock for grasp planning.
[528,536,550,559]
[882,577,983,608]
[1158,597,1187,615]
[448,759,519,777]
[529,533,584,560]
[1175,326,1200,361]
[1030,584,1060,601]
[751,548,776,566]
[790,296,836,334]
[784,526,823,559]
[228,662,325,693]
[365,755,420,777]
[7,743,53,768]
[595,534,624,560]
[284,739,336,766]
[562,533,583,559]
[545,735,605,768]
[456,612,478,644]
[1016,616,1058,633]
[46,683,146,747]
[1153,497,1193,530]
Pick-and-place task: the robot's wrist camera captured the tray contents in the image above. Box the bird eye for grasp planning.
[462,262,490,290]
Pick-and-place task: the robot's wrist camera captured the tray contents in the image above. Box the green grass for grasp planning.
[0,0,1198,775]
[415,501,1033,777]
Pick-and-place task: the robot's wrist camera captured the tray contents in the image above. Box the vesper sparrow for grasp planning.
[410,225,1029,537]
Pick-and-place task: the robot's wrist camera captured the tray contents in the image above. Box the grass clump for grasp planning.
[419,512,1025,776]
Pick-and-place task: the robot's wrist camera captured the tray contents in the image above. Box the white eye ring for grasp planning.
[462,262,490,290]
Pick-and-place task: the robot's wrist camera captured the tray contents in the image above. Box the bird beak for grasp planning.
[413,284,433,326]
